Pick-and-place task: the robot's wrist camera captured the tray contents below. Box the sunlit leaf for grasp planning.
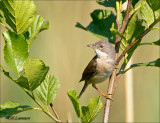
[16,58,49,91]
[120,12,145,70]
[110,23,126,41]
[81,97,102,123]
[0,10,4,26]
[67,89,81,118]
[0,101,33,119]
[36,75,60,105]
[154,10,160,19]
[3,30,29,73]
[140,0,154,27]
[24,15,49,47]
[1,0,36,34]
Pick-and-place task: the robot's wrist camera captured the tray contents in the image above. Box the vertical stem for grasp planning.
[124,58,134,122]
[103,0,132,122]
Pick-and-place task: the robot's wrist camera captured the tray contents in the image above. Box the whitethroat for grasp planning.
[79,40,116,100]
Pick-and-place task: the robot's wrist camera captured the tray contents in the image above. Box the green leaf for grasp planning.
[1,0,36,34]
[110,23,127,41]
[154,10,160,19]
[152,39,160,46]
[140,39,160,46]
[96,0,116,10]
[0,10,4,26]
[17,58,49,91]
[81,97,102,123]
[81,106,90,123]
[140,0,154,27]
[16,76,30,90]
[3,30,29,73]
[146,0,160,11]
[76,10,116,44]
[132,0,139,7]
[120,12,145,70]
[25,15,49,47]
[67,89,81,118]
[96,0,126,11]
[122,58,160,74]
[0,101,33,118]
[36,75,60,105]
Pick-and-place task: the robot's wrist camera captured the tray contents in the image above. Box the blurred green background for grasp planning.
[0,1,159,122]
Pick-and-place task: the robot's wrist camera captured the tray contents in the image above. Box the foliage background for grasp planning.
[0,1,159,122]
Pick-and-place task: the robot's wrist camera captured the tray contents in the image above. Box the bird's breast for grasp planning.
[88,57,114,84]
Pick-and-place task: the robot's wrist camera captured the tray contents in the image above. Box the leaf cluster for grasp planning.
[67,90,102,123]
[0,0,60,121]
[0,0,104,122]
[76,0,160,72]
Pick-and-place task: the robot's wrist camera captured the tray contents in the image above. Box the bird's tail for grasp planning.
[78,82,88,98]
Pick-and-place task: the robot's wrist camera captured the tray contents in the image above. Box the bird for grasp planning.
[79,39,116,100]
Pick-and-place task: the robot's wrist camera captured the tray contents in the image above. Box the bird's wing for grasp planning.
[79,55,97,82]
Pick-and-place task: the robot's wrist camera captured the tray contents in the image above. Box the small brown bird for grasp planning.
[79,40,116,100]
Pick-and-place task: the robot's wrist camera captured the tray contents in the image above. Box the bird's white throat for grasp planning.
[95,49,108,57]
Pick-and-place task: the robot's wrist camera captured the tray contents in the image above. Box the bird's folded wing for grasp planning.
[79,55,97,82]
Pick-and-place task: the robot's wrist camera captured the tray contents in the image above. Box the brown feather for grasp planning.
[79,55,97,82]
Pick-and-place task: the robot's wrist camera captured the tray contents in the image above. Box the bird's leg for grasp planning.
[92,84,113,101]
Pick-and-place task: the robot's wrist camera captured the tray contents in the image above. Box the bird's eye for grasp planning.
[100,45,104,48]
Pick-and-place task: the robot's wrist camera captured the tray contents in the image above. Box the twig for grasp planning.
[113,17,160,94]
[0,65,60,122]
[50,103,62,123]
[116,16,160,64]
[104,9,160,123]
[103,0,132,122]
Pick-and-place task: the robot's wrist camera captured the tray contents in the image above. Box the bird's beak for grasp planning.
[87,44,95,49]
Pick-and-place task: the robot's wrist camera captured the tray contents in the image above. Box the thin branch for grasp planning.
[50,103,62,123]
[103,0,132,123]
[112,16,160,98]
[0,65,60,122]
[24,90,60,122]
[116,16,160,64]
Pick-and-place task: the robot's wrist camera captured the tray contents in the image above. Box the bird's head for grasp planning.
[87,40,115,58]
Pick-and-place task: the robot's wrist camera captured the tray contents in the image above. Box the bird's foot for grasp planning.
[103,94,113,101]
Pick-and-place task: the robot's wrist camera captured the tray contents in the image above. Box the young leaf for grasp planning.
[140,39,160,46]
[17,58,49,91]
[0,10,4,26]
[81,106,90,123]
[140,0,154,27]
[1,0,36,34]
[76,10,116,44]
[110,24,127,41]
[0,101,33,118]
[122,58,160,73]
[25,15,49,47]
[146,0,160,11]
[120,12,145,69]
[3,30,29,73]
[36,75,60,105]
[67,89,81,118]
[81,97,102,123]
